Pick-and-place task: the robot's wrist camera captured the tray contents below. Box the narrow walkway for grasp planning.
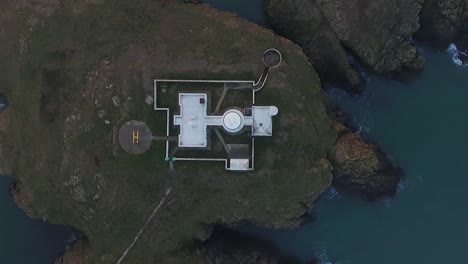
[214,129,230,155]
[214,86,228,113]
[253,67,270,91]
[152,135,178,141]
[115,161,175,264]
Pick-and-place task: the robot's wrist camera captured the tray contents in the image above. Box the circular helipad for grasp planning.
[222,109,244,133]
[119,120,152,155]
[262,48,283,68]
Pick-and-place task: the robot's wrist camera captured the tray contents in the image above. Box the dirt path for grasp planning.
[115,161,175,264]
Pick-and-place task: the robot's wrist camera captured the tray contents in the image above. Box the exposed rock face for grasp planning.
[183,0,201,4]
[54,238,89,264]
[417,0,468,50]
[9,181,37,218]
[328,121,403,200]
[265,0,425,93]
[199,227,316,264]
[265,0,365,93]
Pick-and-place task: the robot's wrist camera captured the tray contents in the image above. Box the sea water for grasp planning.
[0,177,73,264]
[203,1,468,263]
[203,0,269,27]
[243,48,468,263]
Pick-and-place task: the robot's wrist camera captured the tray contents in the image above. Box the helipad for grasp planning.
[118,120,152,154]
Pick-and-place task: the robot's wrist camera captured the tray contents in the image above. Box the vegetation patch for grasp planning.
[0,1,336,263]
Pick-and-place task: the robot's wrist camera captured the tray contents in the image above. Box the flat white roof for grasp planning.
[174,93,208,148]
[251,106,278,136]
[172,92,278,148]
[228,159,250,171]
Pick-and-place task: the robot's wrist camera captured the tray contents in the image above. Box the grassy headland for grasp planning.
[0,1,336,263]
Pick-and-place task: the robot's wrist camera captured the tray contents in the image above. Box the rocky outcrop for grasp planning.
[183,0,201,4]
[54,237,90,264]
[417,0,468,50]
[198,227,317,264]
[9,181,37,218]
[265,0,425,93]
[265,0,365,93]
[328,117,403,200]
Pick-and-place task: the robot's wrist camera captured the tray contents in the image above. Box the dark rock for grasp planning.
[54,236,90,264]
[461,50,468,63]
[328,126,403,200]
[198,226,314,264]
[9,181,37,218]
[416,0,467,49]
[265,0,425,93]
[184,0,201,4]
[266,0,365,93]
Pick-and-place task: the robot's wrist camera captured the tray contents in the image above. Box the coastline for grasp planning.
[2,0,467,263]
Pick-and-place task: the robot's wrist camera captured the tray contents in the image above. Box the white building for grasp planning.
[154,48,283,171]
[173,93,278,149]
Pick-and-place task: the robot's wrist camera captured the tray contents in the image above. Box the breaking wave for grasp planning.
[326,87,375,134]
[379,197,392,208]
[315,248,342,264]
[325,187,341,200]
[447,43,468,66]
[397,179,405,192]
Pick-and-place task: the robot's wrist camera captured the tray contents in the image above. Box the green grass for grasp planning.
[0,1,336,263]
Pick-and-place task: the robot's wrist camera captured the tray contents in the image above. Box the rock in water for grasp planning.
[266,0,425,92]
[328,127,403,200]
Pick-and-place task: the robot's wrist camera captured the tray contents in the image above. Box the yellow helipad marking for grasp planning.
[132,130,139,144]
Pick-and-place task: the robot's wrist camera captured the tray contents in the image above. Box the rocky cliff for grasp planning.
[54,238,90,264]
[266,0,425,93]
[0,0,406,263]
[198,227,311,264]
[417,0,468,50]
[328,116,403,200]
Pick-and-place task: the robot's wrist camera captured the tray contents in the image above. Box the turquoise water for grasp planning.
[201,1,468,263]
[0,177,73,263]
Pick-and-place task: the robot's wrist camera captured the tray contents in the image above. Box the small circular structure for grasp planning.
[222,109,245,134]
[269,106,279,116]
[262,48,283,68]
[119,120,152,155]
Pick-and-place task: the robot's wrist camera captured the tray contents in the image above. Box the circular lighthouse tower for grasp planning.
[222,109,245,134]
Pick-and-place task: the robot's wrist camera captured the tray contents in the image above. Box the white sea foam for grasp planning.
[397,180,405,192]
[325,187,341,200]
[326,87,374,135]
[379,197,392,208]
[315,248,342,264]
[447,43,468,66]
